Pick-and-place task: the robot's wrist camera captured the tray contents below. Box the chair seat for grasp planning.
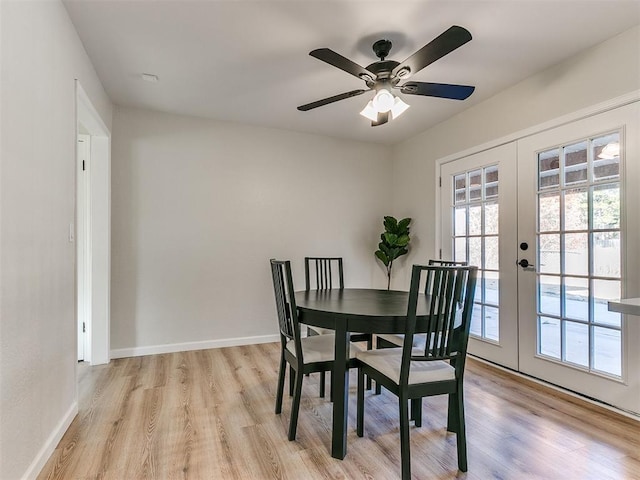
[376,333,427,349]
[356,348,455,385]
[287,334,362,364]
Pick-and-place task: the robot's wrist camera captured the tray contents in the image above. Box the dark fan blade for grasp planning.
[371,111,389,127]
[392,26,472,78]
[297,89,367,111]
[399,82,475,100]
[310,48,375,81]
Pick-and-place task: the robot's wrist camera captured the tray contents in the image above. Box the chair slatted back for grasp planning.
[428,259,468,266]
[270,260,302,357]
[426,259,468,293]
[401,265,477,383]
[304,257,344,291]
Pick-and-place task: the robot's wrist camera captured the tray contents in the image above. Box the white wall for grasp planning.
[0,1,112,479]
[111,106,391,355]
[390,25,640,288]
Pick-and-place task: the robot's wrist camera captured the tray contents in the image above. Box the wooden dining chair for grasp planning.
[356,264,477,479]
[270,259,362,441]
[305,257,373,395]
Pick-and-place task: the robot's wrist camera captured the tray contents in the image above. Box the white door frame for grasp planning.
[77,133,91,361]
[76,81,111,365]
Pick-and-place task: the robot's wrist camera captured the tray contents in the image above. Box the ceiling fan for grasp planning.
[297,26,475,127]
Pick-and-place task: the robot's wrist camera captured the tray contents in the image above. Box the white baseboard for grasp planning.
[21,402,78,480]
[110,333,280,359]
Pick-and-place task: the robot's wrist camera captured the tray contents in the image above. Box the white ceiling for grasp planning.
[63,0,640,145]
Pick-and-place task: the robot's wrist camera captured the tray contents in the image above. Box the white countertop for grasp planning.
[608,298,640,316]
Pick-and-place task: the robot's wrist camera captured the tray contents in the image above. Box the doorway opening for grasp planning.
[76,81,111,365]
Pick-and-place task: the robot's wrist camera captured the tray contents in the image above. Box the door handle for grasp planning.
[517,259,534,268]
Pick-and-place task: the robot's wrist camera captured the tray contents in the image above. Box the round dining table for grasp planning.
[294,288,432,460]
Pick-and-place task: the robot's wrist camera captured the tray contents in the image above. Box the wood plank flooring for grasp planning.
[38,343,640,479]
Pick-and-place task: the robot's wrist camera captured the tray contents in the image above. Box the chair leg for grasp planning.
[411,398,422,427]
[356,368,365,437]
[375,381,382,395]
[319,371,326,398]
[453,391,468,472]
[366,336,373,391]
[374,337,382,395]
[398,395,411,480]
[289,365,296,396]
[447,393,456,432]
[288,369,304,441]
[275,355,286,414]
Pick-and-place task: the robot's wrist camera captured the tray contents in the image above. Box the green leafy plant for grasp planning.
[375,216,411,290]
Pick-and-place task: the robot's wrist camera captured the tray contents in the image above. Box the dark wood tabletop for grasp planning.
[294,288,429,460]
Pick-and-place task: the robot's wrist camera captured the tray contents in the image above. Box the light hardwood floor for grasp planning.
[38,343,640,479]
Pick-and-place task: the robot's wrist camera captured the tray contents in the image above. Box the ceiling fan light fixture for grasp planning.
[359,100,379,121]
[372,89,395,113]
[390,96,410,119]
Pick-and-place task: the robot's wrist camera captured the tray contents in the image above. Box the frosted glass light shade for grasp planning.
[372,89,395,113]
[360,101,378,121]
[390,97,410,119]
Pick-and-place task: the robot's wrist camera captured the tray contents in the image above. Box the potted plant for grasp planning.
[375,216,411,290]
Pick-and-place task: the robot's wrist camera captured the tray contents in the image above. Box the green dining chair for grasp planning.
[356,264,477,479]
[374,259,468,394]
[270,259,362,441]
[305,256,373,395]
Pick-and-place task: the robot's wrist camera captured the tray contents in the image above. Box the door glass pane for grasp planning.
[539,234,560,274]
[485,166,499,198]
[485,202,498,234]
[539,316,561,359]
[564,141,588,185]
[454,207,467,236]
[564,321,589,367]
[593,133,620,180]
[592,184,620,230]
[593,232,620,278]
[539,148,560,189]
[564,277,589,321]
[485,236,499,270]
[593,279,621,327]
[469,205,482,236]
[474,274,482,303]
[535,131,622,378]
[469,169,482,200]
[539,275,560,316]
[485,306,499,341]
[454,238,467,262]
[470,306,482,336]
[454,174,466,203]
[469,237,481,269]
[485,271,499,306]
[539,192,560,232]
[564,189,588,231]
[564,233,588,276]
[593,327,621,376]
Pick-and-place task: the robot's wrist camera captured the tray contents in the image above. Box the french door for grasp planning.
[441,102,640,413]
[517,103,639,413]
[441,143,519,370]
